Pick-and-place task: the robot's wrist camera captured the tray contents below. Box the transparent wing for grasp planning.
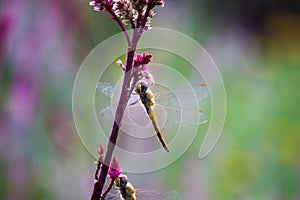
[127,102,207,128]
[96,81,118,99]
[99,104,208,128]
[135,189,182,200]
[101,172,182,200]
[128,102,151,127]
[97,81,209,127]
[96,81,210,104]
[99,105,116,121]
[154,84,210,108]
[153,105,208,128]
[105,189,182,200]
[99,104,151,127]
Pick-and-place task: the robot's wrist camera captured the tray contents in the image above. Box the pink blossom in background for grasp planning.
[0,0,87,199]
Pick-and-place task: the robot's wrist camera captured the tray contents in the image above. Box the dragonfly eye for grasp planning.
[119,179,128,188]
[140,85,148,92]
[139,81,148,93]
[117,175,128,187]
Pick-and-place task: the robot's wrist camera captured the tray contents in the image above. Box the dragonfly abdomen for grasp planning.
[148,109,169,152]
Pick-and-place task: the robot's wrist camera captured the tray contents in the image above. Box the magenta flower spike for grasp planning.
[134,52,152,67]
[108,157,122,179]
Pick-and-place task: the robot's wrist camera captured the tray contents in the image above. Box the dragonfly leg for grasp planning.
[129,99,140,106]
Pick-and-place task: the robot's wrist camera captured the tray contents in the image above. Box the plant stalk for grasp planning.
[90,47,137,200]
[90,6,152,199]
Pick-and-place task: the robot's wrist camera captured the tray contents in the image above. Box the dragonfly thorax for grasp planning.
[134,82,155,108]
[114,176,137,200]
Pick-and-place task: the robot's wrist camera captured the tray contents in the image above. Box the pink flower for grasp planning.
[89,0,113,12]
[108,157,122,179]
[133,52,152,67]
[89,1,96,6]
[142,65,149,71]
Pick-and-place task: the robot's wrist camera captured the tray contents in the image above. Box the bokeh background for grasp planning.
[1,0,300,199]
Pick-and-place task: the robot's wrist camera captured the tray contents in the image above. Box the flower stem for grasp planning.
[90,38,138,200]
[89,1,163,199]
[108,9,131,46]
[135,5,154,44]
[95,160,101,181]
[141,5,153,28]
[101,178,115,200]
[90,4,146,199]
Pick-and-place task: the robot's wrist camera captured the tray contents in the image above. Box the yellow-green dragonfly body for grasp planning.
[134,81,169,152]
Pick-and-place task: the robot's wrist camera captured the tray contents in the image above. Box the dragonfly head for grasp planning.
[135,81,148,93]
[115,174,128,188]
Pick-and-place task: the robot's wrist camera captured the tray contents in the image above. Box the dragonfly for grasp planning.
[104,175,182,200]
[134,81,169,151]
[97,80,210,152]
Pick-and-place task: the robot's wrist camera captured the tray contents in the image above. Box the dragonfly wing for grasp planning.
[100,106,115,121]
[179,108,208,126]
[188,84,210,100]
[100,105,152,128]
[128,103,151,127]
[154,84,210,107]
[98,82,209,128]
[104,178,182,200]
[96,81,138,103]
[96,81,117,98]
[105,189,182,200]
[135,189,182,200]
[154,105,208,128]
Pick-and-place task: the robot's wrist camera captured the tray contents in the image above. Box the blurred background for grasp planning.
[1,0,300,199]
